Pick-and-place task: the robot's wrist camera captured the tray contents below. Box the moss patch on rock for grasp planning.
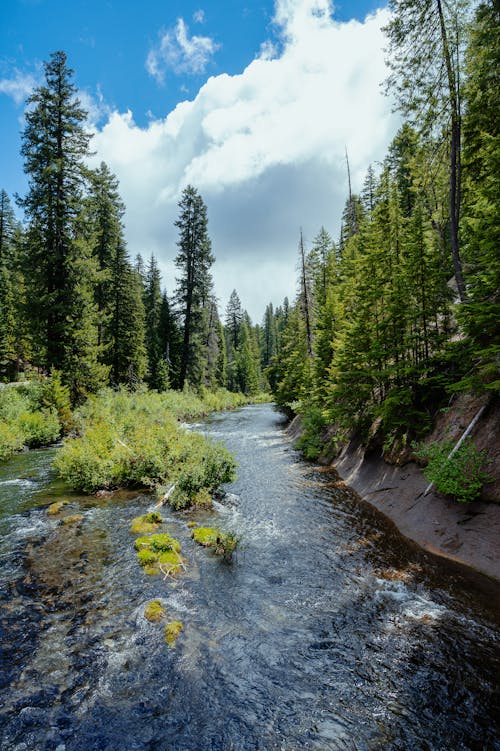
[135,533,184,576]
[47,500,68,515]
[164,620,183,646]
[144,599,165,622]
[130,511,163,535]
[191,527,218,547]
[191,527,239,561]
[60,514,84,525]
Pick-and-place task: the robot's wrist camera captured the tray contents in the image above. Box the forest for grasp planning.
[0,0,498,486]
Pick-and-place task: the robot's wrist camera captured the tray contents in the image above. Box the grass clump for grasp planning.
[54,388,237,505]
[144,599,165,623]
[164,621,183,646]
[134,533,185,576]
[416,438,492,503]
[191,527,239,561]
[130,511,163,534]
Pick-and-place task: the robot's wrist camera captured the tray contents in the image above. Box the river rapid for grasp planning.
[0,403,498,751]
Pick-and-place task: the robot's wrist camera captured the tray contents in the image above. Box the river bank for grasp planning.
[288,395,500,585]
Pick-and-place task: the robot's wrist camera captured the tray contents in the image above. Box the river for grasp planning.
[0,403,498,750]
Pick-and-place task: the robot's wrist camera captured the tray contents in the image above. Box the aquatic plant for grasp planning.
[144,599,165,623]
[135,533,185,577]
[164,620,183,646]
[60,514,84,525]
[130,511,163,534]
[191,527,239,562]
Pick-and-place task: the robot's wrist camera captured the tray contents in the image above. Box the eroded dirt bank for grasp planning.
[288,394,500,584]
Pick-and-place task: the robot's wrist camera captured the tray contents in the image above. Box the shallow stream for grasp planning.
[0,404,498,750]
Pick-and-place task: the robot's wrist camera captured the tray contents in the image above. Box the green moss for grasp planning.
[191,527,239,561]
[164,620,183,646]
[135,533,185,576]
[137,548,158,567]
[130,511,163,535]
[144,599,165,622]
[191,527,218,547]
[47,500,68,515]
[187,521,198,529]
[60,514,84,526]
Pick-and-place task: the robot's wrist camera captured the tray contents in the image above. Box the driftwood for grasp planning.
[155,483,178,508]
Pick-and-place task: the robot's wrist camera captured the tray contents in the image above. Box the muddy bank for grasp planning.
[288,398,500,584]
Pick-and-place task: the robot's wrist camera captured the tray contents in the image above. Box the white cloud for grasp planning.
[146,18,220,83]
[94,0,397,321]
[193,9,205,24]
[0,70,37,105]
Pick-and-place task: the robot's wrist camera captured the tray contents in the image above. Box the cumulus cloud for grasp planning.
[193,9,206,24]
[146,18,220,83]
[0,69,37,105]
[94,0,397,320]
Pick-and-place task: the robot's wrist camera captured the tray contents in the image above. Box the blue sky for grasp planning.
[0,0,395,320]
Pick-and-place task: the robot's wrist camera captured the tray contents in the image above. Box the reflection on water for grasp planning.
[0,404,498,751]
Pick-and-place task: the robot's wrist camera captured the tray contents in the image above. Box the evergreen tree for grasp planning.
[19,50,104,399]
[384,0,469,300]
[159,291,181,387]
[144,255,167,390]
[458,0,500,390]
[174,185,214,389]
[87,162,146,385]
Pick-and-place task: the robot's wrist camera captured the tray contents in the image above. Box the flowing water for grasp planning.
[0,404,498,751]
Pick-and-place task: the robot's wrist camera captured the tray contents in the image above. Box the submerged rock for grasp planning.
[47,500,68,515]
[164,620,183,646]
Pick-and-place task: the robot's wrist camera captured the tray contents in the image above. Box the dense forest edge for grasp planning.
[0,1,498,518]
[266,0,499,507]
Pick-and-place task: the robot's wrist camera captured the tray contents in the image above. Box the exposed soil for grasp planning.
[288,393,500,584]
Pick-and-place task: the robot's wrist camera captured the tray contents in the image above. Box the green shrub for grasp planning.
[18,408,61,447]
[294,404,326,460]
[416,438,492,503]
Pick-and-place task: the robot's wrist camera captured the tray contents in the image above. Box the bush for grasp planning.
[416,438,492,503]
[294,404,326,460]
[0,378,66,462]
[54,388,238,503]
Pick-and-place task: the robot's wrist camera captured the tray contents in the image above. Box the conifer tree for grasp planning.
[20,51,104,399]
[144,255,167,390]
[174,185,214,389]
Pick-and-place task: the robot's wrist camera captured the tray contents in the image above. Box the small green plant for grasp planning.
[294,404,326,460]
[164,620,183,646]
[416,438,492,503]
[191,526,239,561]
[144,599,165,623]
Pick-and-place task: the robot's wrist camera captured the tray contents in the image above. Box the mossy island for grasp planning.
[191,527,238,561]
[164,621,183,647]
[130,511,163,535]
[134,533,185,577]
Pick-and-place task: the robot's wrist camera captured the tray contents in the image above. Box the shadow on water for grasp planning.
[0,404,499,751]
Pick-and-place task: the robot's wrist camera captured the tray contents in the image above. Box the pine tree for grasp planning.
[20,50,104,399]
[144,255,167,390]
[174,185,214,389]
[458,0,500,390]
[384,0,469,300]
